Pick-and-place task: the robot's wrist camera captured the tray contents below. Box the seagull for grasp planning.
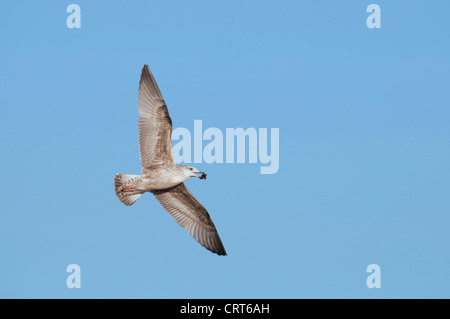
[114,65,227,256]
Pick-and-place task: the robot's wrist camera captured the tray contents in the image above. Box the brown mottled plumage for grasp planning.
[114,65,226,256]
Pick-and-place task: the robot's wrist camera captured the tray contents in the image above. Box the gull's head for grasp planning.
[184,166,207,180]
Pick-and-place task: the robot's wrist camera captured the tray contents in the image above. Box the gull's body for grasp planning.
[114,65,226,256]
[130,166,192,193]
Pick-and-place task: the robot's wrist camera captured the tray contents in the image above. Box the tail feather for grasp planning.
[114,174,144,206]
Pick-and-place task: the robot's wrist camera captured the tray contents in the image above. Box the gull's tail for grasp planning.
[114,174,145,206]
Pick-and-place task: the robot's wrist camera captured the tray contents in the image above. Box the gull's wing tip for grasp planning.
[141,64,150,76]
[216,250,227,256]
[208,236,227,256]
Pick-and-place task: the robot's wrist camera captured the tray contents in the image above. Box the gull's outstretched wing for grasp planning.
[153,183,227,256]
[138,65,175,169]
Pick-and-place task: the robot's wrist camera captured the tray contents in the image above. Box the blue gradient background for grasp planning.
[1,1,449,298]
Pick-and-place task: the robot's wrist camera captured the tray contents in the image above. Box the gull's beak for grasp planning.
[195,171,207,179]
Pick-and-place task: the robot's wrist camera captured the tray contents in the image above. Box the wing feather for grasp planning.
[153,183,227,256]
[138,65,175,168]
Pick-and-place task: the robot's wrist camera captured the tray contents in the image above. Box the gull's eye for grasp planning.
[190,167,193,170]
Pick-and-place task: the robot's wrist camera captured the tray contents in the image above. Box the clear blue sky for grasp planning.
[1,1,449,298]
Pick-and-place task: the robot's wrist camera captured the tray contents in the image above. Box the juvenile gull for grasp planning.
[114,65,227,256]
